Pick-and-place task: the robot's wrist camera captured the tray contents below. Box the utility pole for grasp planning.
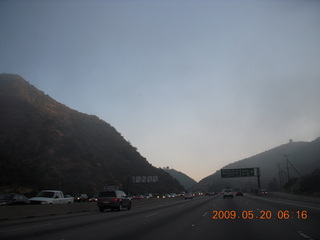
[283,154,302,181]
[277,164,283,191]
[283,154,290,181]
[257,167,261,191]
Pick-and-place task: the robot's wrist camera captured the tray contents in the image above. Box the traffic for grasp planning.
[0,191,319,240]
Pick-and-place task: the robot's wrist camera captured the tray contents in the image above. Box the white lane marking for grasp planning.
[145,213,159,218]
[203,212,208,217]
[0,223,51,233]
[298,231,314,240]
[178,204,188,208]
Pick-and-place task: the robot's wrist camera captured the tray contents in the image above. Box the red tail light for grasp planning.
[114,198,119,202]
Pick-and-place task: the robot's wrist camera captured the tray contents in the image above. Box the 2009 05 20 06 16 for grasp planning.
[212,210,308,220]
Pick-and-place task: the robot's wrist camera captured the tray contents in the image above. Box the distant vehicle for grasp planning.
[222,189,234,199]
[261,189,268,195]
[132,195,143,200]
[167,193,177,198]
[205,192,216,196]
[0,193,30,205]
[236,191,244,196]
[153,193,166,199]
[178,192,185,196]
[142,193,153,198]
[74,194,88,202]
[29,190,74,204]
[88,195,98,202]
[97,190,132,212]
[184,193,193,199]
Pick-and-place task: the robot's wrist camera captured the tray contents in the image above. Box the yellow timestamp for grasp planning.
[212,210,308,220]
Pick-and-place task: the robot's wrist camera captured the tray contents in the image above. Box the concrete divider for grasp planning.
[0,202,98,220]
[0,197,185,220]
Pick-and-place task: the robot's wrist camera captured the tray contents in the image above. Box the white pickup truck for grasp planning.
[30,190,74,204]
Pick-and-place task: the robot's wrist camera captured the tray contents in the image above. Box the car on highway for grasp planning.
[97,190,132,212]
[132,194,143,199]
[153,193,166,199]
[222,189,234,198]
[0,193,30,205]
[167,193,177,198]
[184,193,193,199]
[261,189,268,195]
[236,191,244,196]
[205,192,216,196]
[142,193,153,198]
[88,195,98,202]
[29,190,74,204]
[74,194,88,202]
[178,192,185,196]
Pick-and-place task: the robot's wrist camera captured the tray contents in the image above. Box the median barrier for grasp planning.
[0,202,98,220]
[0,196,185,220]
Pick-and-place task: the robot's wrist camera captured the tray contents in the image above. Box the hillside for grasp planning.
[192,138,320,193]
[0,73,184,196]
[163,167,197,191]
[284,168,320,195]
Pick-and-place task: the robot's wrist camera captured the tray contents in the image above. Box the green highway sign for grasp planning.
[240,168,255,177]
[221,168,255,178]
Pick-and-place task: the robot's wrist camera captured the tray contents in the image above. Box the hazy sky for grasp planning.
[1,0,320,182]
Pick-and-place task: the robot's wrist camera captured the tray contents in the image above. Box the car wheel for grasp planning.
[118,203,123,211]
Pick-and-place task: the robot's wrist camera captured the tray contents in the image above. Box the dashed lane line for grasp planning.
[298,230,314,240]
[0,223,52,233]
[145,213,159,218]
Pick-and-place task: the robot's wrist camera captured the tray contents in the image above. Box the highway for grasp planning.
[0,194,319,240]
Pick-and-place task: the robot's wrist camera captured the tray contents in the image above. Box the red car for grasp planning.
[184,193,193,199]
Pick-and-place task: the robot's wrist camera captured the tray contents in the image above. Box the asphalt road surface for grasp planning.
[0,194,319,240]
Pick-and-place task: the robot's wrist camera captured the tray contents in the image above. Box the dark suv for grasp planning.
[97,190,132,212]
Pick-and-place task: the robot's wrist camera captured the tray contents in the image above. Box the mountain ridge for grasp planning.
[0,73,184,196]
[192,138,320,193]
[163,167,197,191]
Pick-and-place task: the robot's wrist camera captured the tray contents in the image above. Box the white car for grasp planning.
[30,190,74,204]
[222,189,234,198]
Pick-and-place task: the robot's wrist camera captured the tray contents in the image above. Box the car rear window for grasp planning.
[99,191,116,197]
[37,191,55,198]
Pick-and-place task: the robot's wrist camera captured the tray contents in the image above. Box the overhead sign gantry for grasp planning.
[220,168,255,178]
[220,167,261,190]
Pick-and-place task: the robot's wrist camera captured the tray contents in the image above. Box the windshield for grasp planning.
[37,192,54,198]
[0,194,14,200]
[98,192,116,197]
